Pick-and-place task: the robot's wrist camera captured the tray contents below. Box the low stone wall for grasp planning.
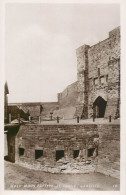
[5,123,120,178]
[97,124,120,179]
[12,123,120,178]
[15,124,98,165]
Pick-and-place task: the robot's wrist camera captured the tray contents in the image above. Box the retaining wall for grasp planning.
[8,123,120,178]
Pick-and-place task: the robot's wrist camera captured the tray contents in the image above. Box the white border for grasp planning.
[0,1,5,195]
[120,0,126,194]
[1,0,121,4]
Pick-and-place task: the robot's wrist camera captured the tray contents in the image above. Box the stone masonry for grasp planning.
[6,123,120,178]
[76,26,120,119]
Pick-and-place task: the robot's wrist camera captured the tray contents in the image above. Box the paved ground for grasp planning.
[10,118,120,126]
[39,118,120,125]
[4,160,120,191]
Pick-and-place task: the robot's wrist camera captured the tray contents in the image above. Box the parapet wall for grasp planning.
[9,123,120,178]
[15,124,98,166]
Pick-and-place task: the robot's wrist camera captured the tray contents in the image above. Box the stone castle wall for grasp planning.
[55,82,79,119]
[76,26,120,119]
[8,82,79,120]
[57,81,78,108]
[9,102,59,119]
[6,123,120,178]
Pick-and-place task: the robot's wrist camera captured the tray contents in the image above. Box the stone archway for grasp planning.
[93,96,107,118]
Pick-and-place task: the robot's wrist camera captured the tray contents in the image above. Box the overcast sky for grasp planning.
[5,3,120,103]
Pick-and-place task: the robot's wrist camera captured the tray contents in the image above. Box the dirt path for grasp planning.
[4,161,119,191]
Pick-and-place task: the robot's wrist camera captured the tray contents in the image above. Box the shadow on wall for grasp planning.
[8,106,29,121]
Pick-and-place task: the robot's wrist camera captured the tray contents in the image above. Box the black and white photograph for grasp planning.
[1,0,126,194]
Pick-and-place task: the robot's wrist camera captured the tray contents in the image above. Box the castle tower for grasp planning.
[75,44,90,119]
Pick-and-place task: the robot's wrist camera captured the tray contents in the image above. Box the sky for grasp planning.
[5,3,120,103]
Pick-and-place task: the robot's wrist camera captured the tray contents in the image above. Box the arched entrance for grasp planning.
[93,96,107,118]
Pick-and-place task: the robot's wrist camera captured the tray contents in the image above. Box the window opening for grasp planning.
[98,68,100,77]
[35,150,43,160]
[19,148,24,156]
[56,150,64,161]
[106,75,108,82]
[73,150,80,158]
[88,148,95,157]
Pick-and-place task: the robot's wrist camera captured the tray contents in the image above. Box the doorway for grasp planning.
[93,96,107,118]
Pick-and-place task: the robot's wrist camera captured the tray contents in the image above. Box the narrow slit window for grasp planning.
[19,148,24,156]
[98,68,100,77]
[106,75,108,82]
[93,78,95,86]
